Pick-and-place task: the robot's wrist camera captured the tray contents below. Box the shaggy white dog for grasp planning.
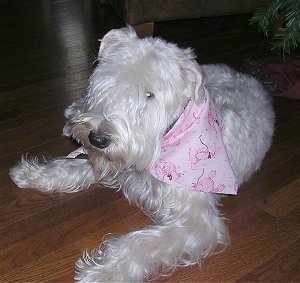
[10,27,274,282]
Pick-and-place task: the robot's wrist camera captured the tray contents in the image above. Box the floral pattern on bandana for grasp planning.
[149,91,239,195]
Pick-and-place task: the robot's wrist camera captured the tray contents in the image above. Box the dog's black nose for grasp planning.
[88,131,111,149]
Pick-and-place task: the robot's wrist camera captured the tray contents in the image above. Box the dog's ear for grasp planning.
[98,27,137,58]
[62,92,90,137]
[179,52,206,104]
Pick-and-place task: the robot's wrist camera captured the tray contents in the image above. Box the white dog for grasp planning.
[10,27,275,282]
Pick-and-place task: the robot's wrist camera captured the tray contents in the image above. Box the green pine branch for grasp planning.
[250,0,300,57]
[250,0,283,35]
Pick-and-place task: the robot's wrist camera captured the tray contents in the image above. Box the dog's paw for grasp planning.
[9,157,52,190]
[75,252,129,283]
[75,264,123,283]
[75,246,147,283]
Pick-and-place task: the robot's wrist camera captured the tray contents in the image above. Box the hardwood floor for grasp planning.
[0,0,299,282]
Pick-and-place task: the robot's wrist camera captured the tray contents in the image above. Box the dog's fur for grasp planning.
[10,27,275,282]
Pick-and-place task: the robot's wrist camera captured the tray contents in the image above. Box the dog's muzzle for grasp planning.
[88,131,111,149]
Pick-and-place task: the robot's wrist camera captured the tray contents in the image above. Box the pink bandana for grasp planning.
[67,147,87,158]
[149,92,238,195]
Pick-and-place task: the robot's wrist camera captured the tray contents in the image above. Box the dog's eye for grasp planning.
[145,92,154,98]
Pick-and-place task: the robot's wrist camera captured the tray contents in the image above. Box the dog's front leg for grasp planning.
[75,184,229,282]
[9,157,96,193]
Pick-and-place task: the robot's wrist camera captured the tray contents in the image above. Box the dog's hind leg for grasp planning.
[9,157,96,193]
[75,187,229,282]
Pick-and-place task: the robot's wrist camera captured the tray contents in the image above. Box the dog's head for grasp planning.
[63,27,206,173]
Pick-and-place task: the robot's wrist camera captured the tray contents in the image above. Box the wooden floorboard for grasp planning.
[0,0,299,282]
